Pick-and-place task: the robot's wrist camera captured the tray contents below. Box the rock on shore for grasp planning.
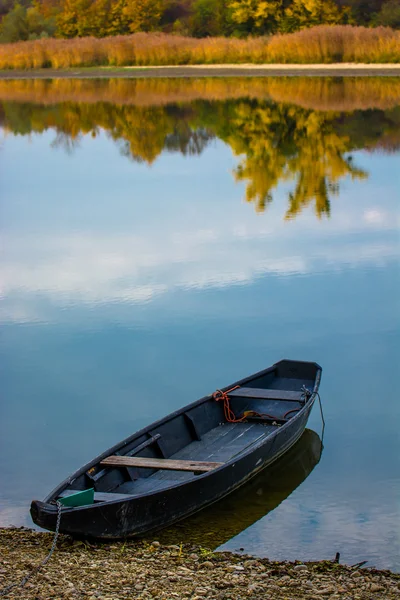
[0,528,399,599]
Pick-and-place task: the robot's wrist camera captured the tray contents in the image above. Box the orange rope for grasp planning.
[212,386,247,423]
[213,386,301,423]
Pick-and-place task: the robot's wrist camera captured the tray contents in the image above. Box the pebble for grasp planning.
[135,584,145,590]
[201,560,214,568]
[177,566,192,573]
[294,564,308,571]
[370,583,385,591]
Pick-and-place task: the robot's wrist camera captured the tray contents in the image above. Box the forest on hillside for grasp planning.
[0,0,399,43]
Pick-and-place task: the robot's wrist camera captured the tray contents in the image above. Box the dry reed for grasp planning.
[267,25,400,64]
[0,26,399,70]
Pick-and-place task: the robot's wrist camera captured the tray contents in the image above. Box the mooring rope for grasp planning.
[316,390,326,442]
[214,385,312,424]
[0,501,62,597]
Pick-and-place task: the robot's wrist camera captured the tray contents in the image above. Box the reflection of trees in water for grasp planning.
[51,132,82,154]
[164,126,213,156]
[104,105,215,164]
[210,101,369,218]
[1,98,399,220]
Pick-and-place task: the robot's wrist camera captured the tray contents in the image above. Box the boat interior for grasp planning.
[56,361,318,506]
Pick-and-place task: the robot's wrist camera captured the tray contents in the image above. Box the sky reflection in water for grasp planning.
[0,77,399,571]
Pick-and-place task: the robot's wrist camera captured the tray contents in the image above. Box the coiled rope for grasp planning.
[213,386,303,423]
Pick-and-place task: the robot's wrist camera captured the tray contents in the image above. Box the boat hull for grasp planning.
[31,404,312,539]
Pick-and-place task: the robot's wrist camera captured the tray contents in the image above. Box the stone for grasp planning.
[370,583,384,592]
[135,584,145,591]
[317,587,336,595]
[294,564,308,572]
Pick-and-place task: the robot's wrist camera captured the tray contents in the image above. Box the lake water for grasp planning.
[1,76,399,571]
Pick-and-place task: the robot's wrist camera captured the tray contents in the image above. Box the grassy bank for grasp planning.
[0,26,399,70]
[0,529,399,599]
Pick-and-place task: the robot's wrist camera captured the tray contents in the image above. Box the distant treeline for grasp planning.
[0,0,399,44]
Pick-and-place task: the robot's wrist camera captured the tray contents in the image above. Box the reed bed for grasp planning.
[0,33,269,70]
[267,25,400,64]
[0,26,399,70]
[0,76,399,112]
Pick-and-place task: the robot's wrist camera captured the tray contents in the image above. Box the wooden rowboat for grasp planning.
[30,359,322,539]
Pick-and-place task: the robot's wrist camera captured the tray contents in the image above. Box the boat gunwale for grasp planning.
[41,360,322,511]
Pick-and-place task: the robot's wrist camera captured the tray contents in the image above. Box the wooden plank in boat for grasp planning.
[100,456,223,472]
[229,387,304,402]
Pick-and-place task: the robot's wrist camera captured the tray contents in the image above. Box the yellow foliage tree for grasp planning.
[107,0,130,36]
[227,0,283,34]
[283,0,351,32]
[122,0,163,33]
[56,0,92,37]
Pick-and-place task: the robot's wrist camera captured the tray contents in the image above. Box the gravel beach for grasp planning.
[1,528,399,599]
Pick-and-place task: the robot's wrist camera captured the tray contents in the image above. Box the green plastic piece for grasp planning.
[58,488,95,507]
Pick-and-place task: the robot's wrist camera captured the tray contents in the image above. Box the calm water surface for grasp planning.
[1,77,399,571]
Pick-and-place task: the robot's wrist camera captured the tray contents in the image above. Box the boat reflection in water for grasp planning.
[152,428,323,550]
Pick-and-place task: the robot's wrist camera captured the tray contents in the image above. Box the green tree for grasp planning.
[0,3,29,42]
[374,0,400,28]
[191,0,233,37]
[26,5,56,38]
[0,0,31,18]
[335,0,386,25]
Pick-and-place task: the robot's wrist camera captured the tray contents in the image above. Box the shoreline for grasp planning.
[0,64,400,79]
[0,529,399,599]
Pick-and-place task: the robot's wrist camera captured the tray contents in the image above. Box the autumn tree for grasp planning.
[122,0,163,33]
[282,0,352,32]
[56,0,92,37]
[34,0,61,19]
[227,0,283,36]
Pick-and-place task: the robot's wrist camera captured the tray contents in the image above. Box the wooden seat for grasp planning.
[100,456,223,472]
[228,387,304,402]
